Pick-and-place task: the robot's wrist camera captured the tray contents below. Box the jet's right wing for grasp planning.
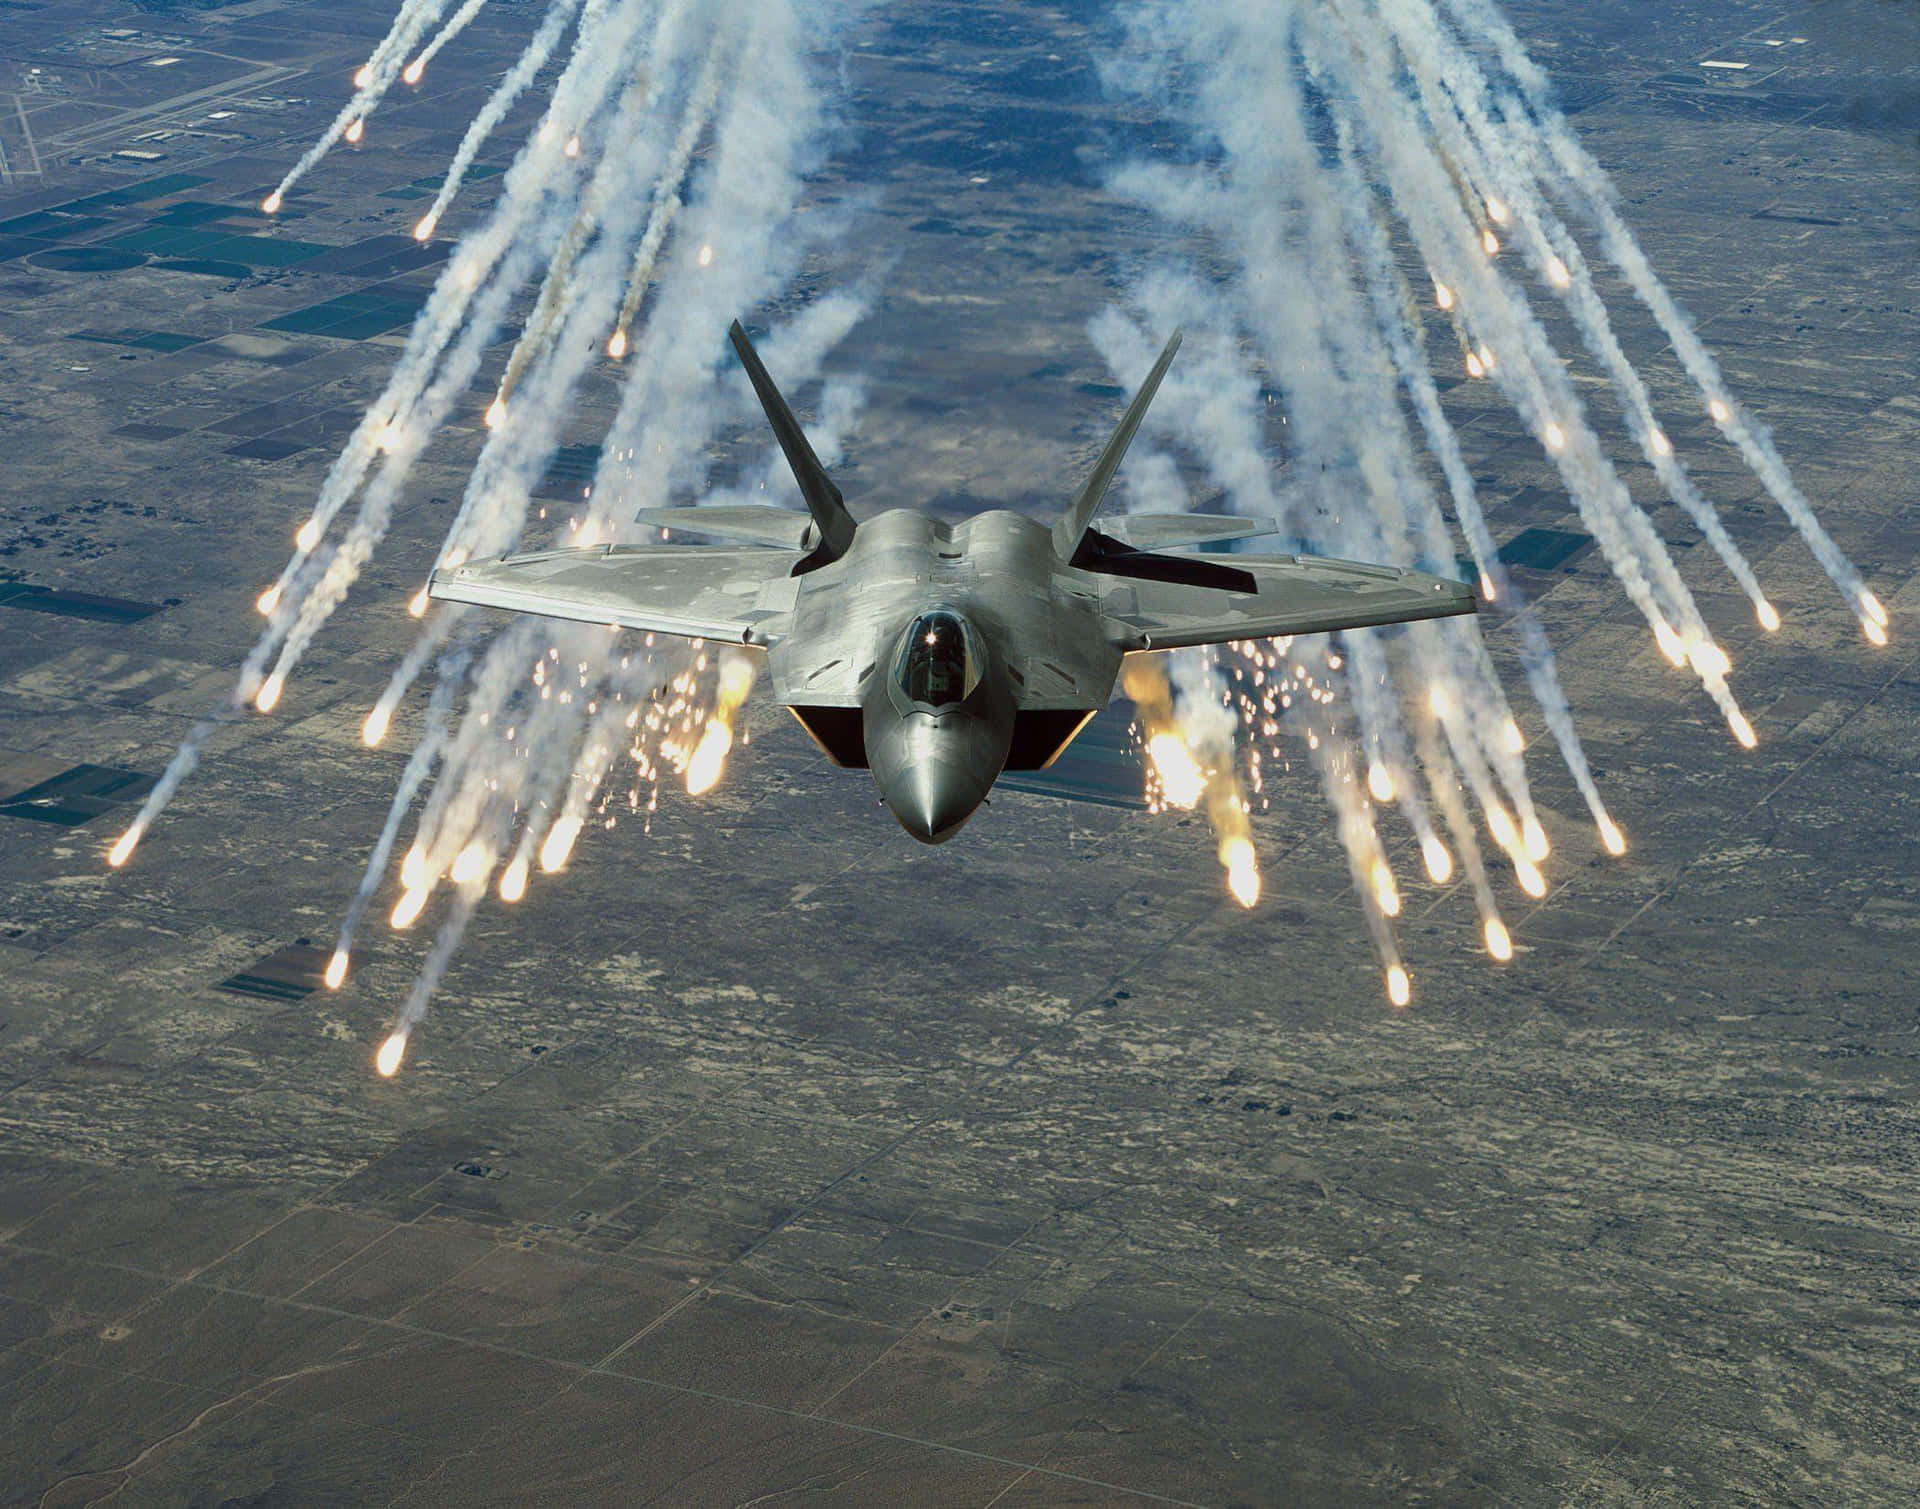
[1099,552,1477,651]
[430,543,800,645]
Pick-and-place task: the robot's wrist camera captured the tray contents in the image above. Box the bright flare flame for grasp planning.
[375,1032,405,1077]
[408,585,430,618]
[539,815,583,873]
[361,703,392,747]
[1863,616,1888,647]
[450,840,491,886]
[256,585,281,616]
[1428,684,1451,720]
[403,58,424,85]
[324,949,348,990]
[1479,571,1496,601]
[255,672,284,713]
[414,215,437,242]
[1146,732,1206,810]
[1687,640,1733,680]
[353,64,373,89]
[1433,279,1454,310]
[1477,344,1496,374]
[1371,860,1401,917]
[296,518,322,552]
[1861,590,1888,626]
[378,419,404,452]
[564,134,580,157]
[1487,804,1519,853]
[1465,352,1485,379]
[1598,817,1627,856]
[499,856,529,903]
[1546,255,1570,288]
[1521,815,1550,863]
[1217,836,1259,909]
[1515,859,1548,899]
[262,191,282,215]
[1502,718,1524,754]
[390,884,429,930]
[1543,421,1566,453]
[696,243,714,268]
[1367,763,1395,804]
[484,399,505,429]
[1757,600,1781,632]
[1421,834,1453,885]
[1484,917,1514,962]
[1482,228,1501,256]
[1729,710,1757,749]
[1709,398,1731,423]
[1386,966,1411,1008]
[107,824,143,868]
[685,720,734,796]
[1485,195,1508,224]
[345,118,364,144]
[608,328,628,360]
[399,844,427,891]
[1653,621,1687,667]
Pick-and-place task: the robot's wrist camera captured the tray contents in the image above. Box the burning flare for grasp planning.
[376,1032,406,1077]
[390,884,430,930]
[1386,966,1411,1008]
[1220,836,1260,909]
[362,703,393,748]
[1484,917,1514,962]
[108,824,143,869]
[1146,732,1206,811]
[539,814,584,873]
[499,855,529,903]
[686,652,758,796]
[254,672,284,714]
[324,949,349,990]
[1421,834,1453,885]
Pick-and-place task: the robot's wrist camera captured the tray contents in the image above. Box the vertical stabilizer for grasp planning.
[1051,329,1183,560]
[728,320,857,570]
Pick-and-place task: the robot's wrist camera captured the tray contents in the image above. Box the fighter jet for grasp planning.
[430,323,1476,843]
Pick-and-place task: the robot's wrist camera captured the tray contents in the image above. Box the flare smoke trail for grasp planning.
[1099,0,1883,1001]
[113,0,869,1067]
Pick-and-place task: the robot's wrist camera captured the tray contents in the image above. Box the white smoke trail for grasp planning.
[404,0,492,86]
[416,0,591,239]
[264,1,457,210]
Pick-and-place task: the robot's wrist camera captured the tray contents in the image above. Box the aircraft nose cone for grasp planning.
[890,762,985,845]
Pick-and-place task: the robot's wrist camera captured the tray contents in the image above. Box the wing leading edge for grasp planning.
[428,544,800,644]
[1099,552,1477,651]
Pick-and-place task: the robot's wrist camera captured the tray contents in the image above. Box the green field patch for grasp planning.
[63,172,211,212]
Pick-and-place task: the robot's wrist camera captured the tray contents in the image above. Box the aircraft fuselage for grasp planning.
[769,508,1117,843]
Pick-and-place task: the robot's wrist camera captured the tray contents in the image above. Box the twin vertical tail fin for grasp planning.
[1051,329,1183,561]
[1048,330,1254,594]
[728,319,857,574]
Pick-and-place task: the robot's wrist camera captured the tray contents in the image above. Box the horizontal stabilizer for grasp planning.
[1102,513,1277,552]
[1101,552,1477,651]
[430,543,800,645]
[636,505,815,550]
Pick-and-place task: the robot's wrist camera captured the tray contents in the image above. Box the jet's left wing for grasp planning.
[1098,552,1476,651]
[429,544,800,645]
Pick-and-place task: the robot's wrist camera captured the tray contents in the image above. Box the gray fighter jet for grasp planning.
[430,323,1476,843]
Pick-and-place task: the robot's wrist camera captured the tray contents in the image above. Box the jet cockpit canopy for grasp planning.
[893,608,985,710]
